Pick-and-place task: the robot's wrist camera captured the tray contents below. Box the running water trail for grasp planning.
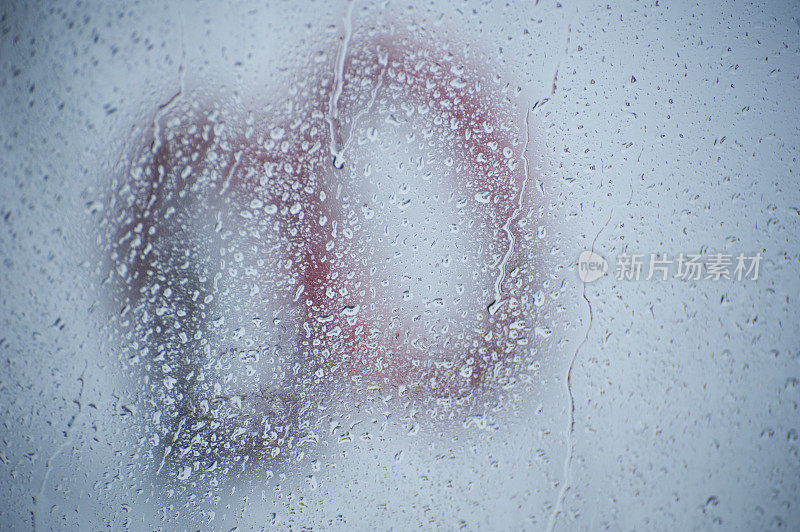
[343,48,386,156]
[327,0,356,170]
[152,8,186,156]
[32,362,87,530]
[489,106,532,316]
[546,208,613,532]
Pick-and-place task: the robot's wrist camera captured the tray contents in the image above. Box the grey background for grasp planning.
[1,0,798,529]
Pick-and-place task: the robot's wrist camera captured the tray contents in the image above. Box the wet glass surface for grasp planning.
[1,1,799,529]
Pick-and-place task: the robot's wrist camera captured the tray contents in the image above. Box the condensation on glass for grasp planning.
[0,1,798,530]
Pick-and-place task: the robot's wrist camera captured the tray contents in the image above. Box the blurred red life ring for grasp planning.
[107,22,543,468]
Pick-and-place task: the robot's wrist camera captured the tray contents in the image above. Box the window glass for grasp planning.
[1,1,798,529]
